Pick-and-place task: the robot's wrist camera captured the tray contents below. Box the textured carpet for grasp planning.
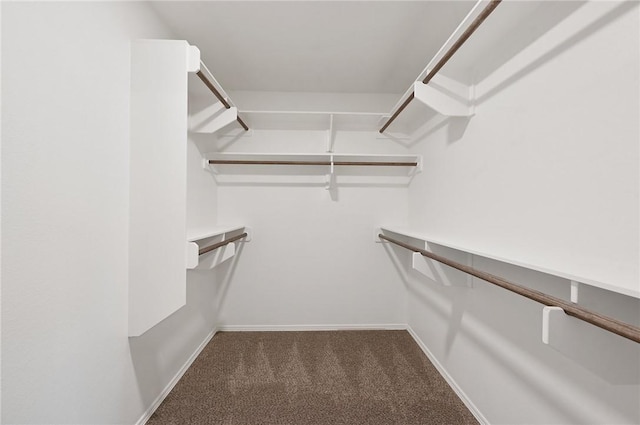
[147,330,478,424]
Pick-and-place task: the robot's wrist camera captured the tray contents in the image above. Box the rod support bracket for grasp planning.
[570,281,580,303]
[187,45,200,73]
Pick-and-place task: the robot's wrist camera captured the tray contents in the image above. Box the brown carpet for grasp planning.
[147,330,478,425]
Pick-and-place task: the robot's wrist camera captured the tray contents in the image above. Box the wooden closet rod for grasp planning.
[196,70,249,131]
[199,232,248,256]
[379,0,502,133]
[208,160,418,167]
[379,233,640,344]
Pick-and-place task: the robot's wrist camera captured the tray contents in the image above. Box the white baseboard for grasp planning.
[406,326,488,425]
[218,323,408,332]
[135,327,219,425]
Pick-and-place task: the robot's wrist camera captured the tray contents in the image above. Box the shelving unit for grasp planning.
[204,152,422,191]
[187,225,248,243]
[378,226,640,300]
[129,39,249,336]
[186,225,250,270]
[188,1,564,139]
[238,110,386,132]
[189,63,249,134]
[188,1,494,137]
[204,152,422,169]
[378,226,640,383]
[378,0,496,134]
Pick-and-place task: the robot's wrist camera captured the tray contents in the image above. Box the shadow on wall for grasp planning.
[409,115,472,147]
[404,278,594,423]
[189,132,220,155]
[206,164,418,199]
[216,130,248,151]
[381,238,640,422]
[475,1,638,105]
[382,240,413,290]
[406,271,640,418]
[381,239,553,403]
[457,1,587,86]
[206,241,246,325]
[382,240,472,359]
[127,242,245,411]
[391,2,637,147]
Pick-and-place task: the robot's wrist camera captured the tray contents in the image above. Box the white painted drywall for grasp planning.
[404,2,640,424]
[214,127,410,328]
[409,0,639,298]
[3,2,638,425]
[2,3,224,424]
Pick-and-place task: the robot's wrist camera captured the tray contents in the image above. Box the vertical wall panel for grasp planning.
[128,40,193,336]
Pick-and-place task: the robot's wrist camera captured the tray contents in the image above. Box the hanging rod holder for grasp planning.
[196,67,249,131]
[378,233,640,344]
[379,0,501,133]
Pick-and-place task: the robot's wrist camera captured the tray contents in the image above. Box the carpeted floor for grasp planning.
[147,330,478,424]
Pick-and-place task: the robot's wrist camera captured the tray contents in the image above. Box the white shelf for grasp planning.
[187,225,247,242]
[206,152,331,163]
[332,153,419,163]
[379,226,640,300]
[203,152,422,190]
[204,153,422,189]
[186,225,249,270]
[239,110,386,132]
[205,152,422,166]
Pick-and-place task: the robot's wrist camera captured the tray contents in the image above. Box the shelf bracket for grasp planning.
[414,75,474,117]
[187,242,236,270]
[326,114,335,153]
[412,242,473,287]
[325,154,335,190]
[570,280,580,303]
[187,45,201,73]
[190,104,238,134]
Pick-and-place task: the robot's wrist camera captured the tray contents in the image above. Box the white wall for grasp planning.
[409,0,639,295]
[3,2,638,425]
[213,127,409,328]
[404,2,640,424]
[2,3,223,424]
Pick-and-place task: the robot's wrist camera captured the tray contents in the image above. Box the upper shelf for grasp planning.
[238,111,386,132]
[188,1,591,137]
[204,152,422,189]
[205,152,422,169]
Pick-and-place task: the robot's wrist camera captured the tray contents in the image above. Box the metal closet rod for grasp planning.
[196,70,249,131]
[379,233,640,344]
[380,0,502,133]
[208,159,418,167]
[199,232,248,256]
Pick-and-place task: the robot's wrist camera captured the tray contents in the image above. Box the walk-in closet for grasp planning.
[2,1,639,424]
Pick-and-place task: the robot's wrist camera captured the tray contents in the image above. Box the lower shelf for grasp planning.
[186,225,250,270]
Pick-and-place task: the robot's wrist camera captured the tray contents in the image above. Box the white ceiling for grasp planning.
[150,1,476,94]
